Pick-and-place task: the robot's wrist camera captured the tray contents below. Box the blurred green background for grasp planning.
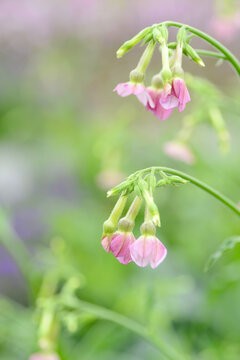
[0,0,239,359]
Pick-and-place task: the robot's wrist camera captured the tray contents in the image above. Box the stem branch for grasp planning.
[132,167,240,217]
[162,21,240,74]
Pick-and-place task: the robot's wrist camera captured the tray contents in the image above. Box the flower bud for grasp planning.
[116,27,151,58]
[184,43,205,67]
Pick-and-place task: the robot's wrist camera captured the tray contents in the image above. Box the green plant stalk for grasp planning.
[161,21,240,74]
[64,298,187,360]
[130,167,240,217]
[168,42,227,60]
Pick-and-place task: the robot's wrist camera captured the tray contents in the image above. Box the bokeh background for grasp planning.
[0,0,240,359]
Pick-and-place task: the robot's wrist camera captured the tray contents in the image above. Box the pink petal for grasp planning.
[154,102,173,120]
[101,233,118,253]
[130,236,153,267]
[150,238,167,269]
[145,88,160,110]
[131,84,145,95]
[160,93,179,110]
[113,83,132,97]
[110,233,134,265]
[101,235,111,252]
[172,79,191,112]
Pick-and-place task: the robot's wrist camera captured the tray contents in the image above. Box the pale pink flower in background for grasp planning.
[114,82,154,107]
[146,88,173,120]
[164,141,195,165]
[96,169,125,190]
[210,13,240,41]
[130,235,167,268]
[29,353,60,360]
[110,232,135,264]
[160,79,190,112]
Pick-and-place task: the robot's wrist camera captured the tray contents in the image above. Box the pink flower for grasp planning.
[110,232,135,264]
[29,353,60,360]
[113,82,154,107]
[160,79,190,112]
[101,233,117,253]
[146,88,173,120]
[130,235,167,269]
[164,141,195,165]
[210,13,240,41]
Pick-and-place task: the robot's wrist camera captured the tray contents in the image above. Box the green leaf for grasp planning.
[205,236,240,272]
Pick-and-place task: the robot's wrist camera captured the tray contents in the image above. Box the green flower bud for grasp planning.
[118,217,134,233]
[140,221,156,236]
[151,74,163,89]
[130,69,144,83]
[184,43,205,67]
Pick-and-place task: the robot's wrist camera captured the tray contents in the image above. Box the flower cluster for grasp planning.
[113,25,200,120]
[101,170,187,268]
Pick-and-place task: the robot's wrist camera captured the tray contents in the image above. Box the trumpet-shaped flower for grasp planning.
[130,234,167,268]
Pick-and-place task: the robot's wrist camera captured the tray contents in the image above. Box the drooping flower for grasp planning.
[160,79,190,112]
[163,141,195,165]
[110,230,135,264]
[114,82,154,107]
[101,233,117,253]
[130,221,167,268]
[102,196,142,264]
[101,194,128,252]
[29,353,60,360]
[146,87,173,120]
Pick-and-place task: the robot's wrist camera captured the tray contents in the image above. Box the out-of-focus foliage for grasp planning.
[0,0,240,359]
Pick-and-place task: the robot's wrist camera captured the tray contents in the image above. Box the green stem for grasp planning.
[168,43,227,60]
[132,167,240,217]
[162,21,240,75]
[63,298,186,360]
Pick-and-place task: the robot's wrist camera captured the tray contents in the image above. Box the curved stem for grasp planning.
[195,49,226,60]
[162,21,240,75]
[132,167,240,217]
[64,298,187,360]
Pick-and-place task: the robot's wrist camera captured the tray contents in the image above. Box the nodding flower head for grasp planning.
[130,221,167,268]
[110,218,135,265]
[114,69,154,107]
[160,78,190,113]
[29,353,60,360]
[102,196,142,264]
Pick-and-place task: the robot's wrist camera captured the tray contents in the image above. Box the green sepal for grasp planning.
[184,43,205,67]
[116,27,151,58]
